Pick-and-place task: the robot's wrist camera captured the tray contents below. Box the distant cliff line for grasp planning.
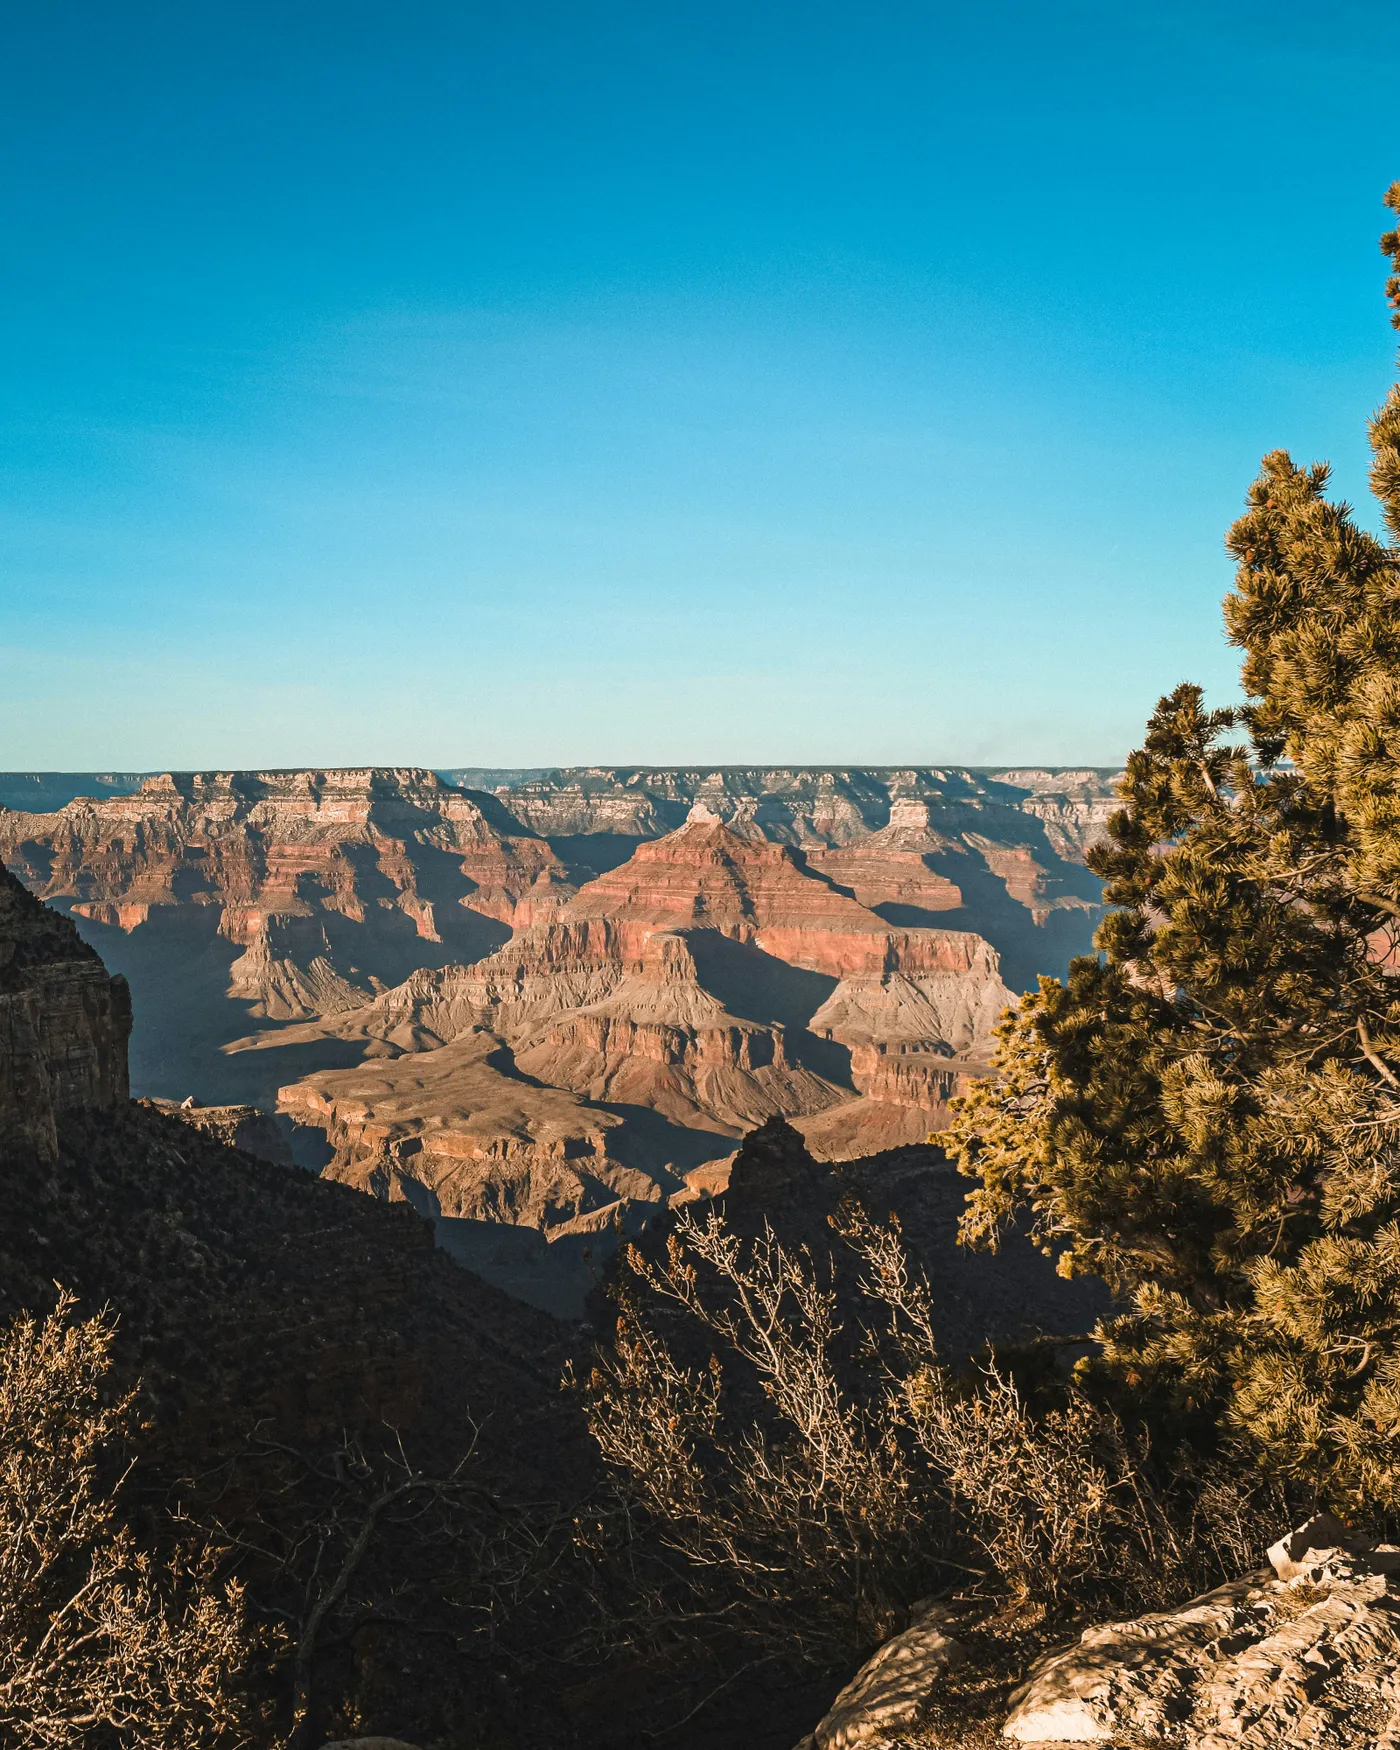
[0,764,1124,818]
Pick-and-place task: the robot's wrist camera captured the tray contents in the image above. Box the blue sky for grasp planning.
[2,0,1399,770]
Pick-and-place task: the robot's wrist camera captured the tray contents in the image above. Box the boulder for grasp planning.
[1002,1520,1400,1745]
[319,1739,423,1750]
[806,1602,965,1749]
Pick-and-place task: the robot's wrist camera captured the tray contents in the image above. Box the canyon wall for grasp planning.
[0,768,568,1099]
[2,766,1115,1269]
[253,812,1019,1202]
[0,862,130,1161]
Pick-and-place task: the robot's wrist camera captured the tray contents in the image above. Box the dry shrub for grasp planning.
[584,1211,953,1664]
[0,1292,270,1748]
[584,1203,1291,1674]
[199,1426,570,1747]
[902,1363,1284,1615]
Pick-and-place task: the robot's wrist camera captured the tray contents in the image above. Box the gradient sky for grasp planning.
[2,0,1399,770]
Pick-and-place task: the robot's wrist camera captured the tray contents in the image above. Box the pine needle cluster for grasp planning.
[948,184,1400,1513]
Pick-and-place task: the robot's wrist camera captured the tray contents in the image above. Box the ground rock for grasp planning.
[319,1738,423,1749]
[808,1603,965,1748]
[1002,1520,1400,1745]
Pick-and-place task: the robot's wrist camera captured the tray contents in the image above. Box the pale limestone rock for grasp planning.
[809,1603,965,1749]
[1002,1521,1400,1746]
[319,1739,422,1750]
[1267,1512,1354,1581]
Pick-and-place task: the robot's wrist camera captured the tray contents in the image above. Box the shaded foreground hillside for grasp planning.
[0,858,599,1744]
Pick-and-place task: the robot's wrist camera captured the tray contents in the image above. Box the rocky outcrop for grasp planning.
[797,1603,966,1749]
[787,1516,1400,1750]
[465,766,896,846]
[0,863,130,1161]
[143,1096,292,1164]
[563,813,894,968]
[1002,1515,1400,1744]
[279,1029,669,1232]
[514,982,847,1137]
[792,1093,937,1158]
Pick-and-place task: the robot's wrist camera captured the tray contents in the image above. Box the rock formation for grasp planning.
[0,766,568,1022]
[0,862,130,1161]
[442,765,1123,859]
[990,767,1123,862]
[1001,1515,1400,1746]
[142,1095,292,1163]
[788,1514,1400,1749]
[258,815,1016,1200]
[796,1603,965,1750]
[279,1028,668,1232]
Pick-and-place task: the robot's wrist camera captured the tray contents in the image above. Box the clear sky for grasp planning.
[2,0,1399,771]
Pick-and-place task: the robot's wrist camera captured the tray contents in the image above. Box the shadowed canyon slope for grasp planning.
[2,765,1113,1284]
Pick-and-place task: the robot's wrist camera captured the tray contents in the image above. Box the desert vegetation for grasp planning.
[0,1295,266,1749]
[580,1199,1290,1738]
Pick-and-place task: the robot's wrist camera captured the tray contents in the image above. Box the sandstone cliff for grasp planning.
[0,862,130,1161]
[2,767,1106,1264]
[0,768,573,1103]
[989,766,1123,861]
[445,764,1123,860]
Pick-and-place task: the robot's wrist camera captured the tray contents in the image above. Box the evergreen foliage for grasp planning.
[948,184,1400,1512]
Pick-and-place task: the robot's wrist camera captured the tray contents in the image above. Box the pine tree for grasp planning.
[949,184,1400,1512]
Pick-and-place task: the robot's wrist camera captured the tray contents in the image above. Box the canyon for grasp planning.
[0,765,1114,1300]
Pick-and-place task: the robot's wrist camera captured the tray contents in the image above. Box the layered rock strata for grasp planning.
[261,817,1015,1184]
[279,1029,669,1233]
[0,863,130,1161]
[3,767,1107,1254]
[445,765,1124,858]
[990,767,1123,862]
[0,767,569,1023]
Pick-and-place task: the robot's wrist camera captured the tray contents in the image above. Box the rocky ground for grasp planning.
[791,1515,1400,1749]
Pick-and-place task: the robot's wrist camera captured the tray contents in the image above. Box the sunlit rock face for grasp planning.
[263,813,1017,1208]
